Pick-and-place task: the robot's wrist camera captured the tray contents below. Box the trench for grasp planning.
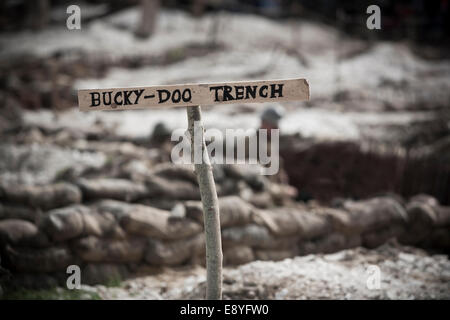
[281,139,450,205]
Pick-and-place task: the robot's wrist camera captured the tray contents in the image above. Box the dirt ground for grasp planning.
[79,242,450,300]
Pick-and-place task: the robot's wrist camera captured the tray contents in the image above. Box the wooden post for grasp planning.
[77,78,310,300]
[186,105,223,300]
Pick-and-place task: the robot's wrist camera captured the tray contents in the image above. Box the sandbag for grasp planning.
[93,199,133,220]
[246,191,276,208]
[222,224,298,249]
[77,178,148,201]
[184,196,255,228]
[0,204,39,222]
[253,207,330,239]
[145,175,200,200]
[399,195,441,244]
[0,219,49,247]
[150,163,197,184]
[408,195,450,227]
[73,236,145,263]
[223,164,268,191]
[223,245,254,265]
[361,225,405,249]
[40,204,124,242]
[298,233,361,255]
[145,234,204,266]
[81,209,123,239]
[266,183,298,205]
[40,205,85,241]
[120,204,202,240]
[5,245,76,272]
[326,196,407,234]
[254,247,298,261]
[0,183,81,210]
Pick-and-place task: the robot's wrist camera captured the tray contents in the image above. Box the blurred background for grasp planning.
[0,0,449,299]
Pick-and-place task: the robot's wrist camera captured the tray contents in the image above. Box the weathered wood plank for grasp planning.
[78,78,309,111]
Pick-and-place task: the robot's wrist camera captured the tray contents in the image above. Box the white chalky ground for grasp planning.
[80,242,450,300]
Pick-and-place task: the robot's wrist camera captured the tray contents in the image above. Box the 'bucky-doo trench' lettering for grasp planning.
[78,78,309,111]
[209,84,283,102]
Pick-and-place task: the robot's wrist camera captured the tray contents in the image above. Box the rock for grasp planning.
[253,207,330,239]
[82,263,129,285]
[73,236,145,263]
[120,204,201,240]
[5,245,76,272]
[0,183,81,210]
[77,178,148,202]
[223,245,255,265]
[145,234,204,266]
[0,204,39,222]
[184,196,255,228]
[0,219,49,247]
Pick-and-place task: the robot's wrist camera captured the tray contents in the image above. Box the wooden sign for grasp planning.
[78,78,309,111]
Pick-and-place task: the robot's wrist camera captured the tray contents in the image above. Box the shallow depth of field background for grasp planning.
[0,0,449,300]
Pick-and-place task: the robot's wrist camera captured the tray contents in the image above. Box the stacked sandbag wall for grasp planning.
[0,166,449,289]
